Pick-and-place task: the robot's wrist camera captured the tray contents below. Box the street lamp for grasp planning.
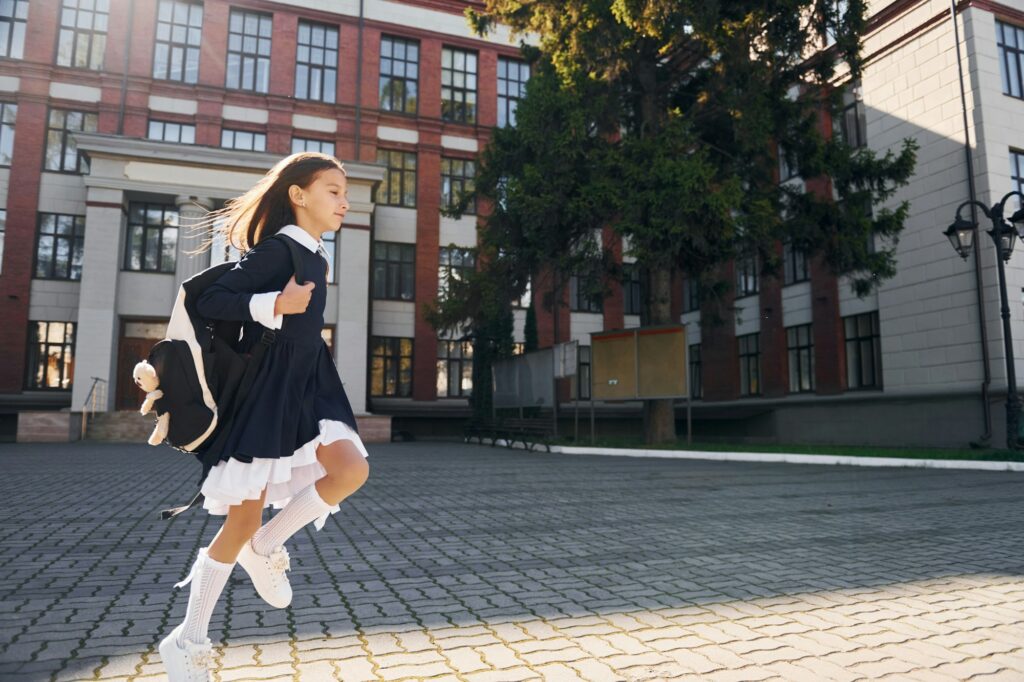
[945,190,1024,449]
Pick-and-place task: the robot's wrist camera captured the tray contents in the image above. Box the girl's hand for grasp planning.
[274,275,315,315]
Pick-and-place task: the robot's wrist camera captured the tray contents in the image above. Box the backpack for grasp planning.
[133,233,307,520]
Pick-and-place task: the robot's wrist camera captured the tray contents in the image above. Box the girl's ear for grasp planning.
[287,184,304,206]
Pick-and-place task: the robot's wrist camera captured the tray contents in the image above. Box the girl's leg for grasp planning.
[250,440,368,555]
[176,488,267,647]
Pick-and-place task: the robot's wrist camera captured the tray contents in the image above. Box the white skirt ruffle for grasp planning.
[200,418,369,531]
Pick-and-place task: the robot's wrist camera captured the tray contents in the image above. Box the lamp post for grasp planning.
[944,190,1024,449]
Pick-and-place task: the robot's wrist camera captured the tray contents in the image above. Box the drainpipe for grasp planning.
[354,0,365,156]
[950,0,993,445]
[116,0,135,135]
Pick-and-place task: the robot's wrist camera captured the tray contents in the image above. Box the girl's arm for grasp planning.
[195,238,288,329]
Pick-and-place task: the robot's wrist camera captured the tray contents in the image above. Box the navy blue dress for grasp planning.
[194,233,359,467]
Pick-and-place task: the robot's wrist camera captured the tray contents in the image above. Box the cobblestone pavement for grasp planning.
[0,441,1022,682]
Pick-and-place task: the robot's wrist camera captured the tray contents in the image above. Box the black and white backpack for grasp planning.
[132,233,306,519]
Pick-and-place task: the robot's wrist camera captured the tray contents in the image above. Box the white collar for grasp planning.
[278,224,323,254]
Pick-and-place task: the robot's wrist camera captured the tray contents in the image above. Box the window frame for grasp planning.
[441,156,476,215]
[295,19,338,103]
[844,311,883,390]
[738,332,761,397]
[375,148,417,207]
[438,246,476,299]
[372,240,415,301]
[25,320,76,391]
[0,0,28,60]
[55,0,109,71]
[782,241,809,285]
[221,127,267,152]
[436,338,473,398]
[370,336,414,397]
[786,324,815,393]
[225,8,272,93]
[0,101,16,167]
[148,119,196,144]
[34,213,86,281]
[441,46,478,124]
[123,201,179,274]
[379,34,419,115]
[497,56,529,128]
[689,343,702,399]
[997,20,1024,100]
[44,108,98,174]
[735,253,759,298]
[152,0,203,84]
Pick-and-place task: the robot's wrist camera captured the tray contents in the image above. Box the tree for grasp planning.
[440,0,917,444]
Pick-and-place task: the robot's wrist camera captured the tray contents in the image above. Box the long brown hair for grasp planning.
[191,152,346,253]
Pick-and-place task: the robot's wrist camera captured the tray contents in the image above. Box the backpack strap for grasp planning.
[158,232,308,521]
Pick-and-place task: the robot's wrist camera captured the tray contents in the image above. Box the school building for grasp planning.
[1,0,1024,449]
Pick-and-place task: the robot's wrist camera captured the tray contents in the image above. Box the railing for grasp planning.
[80,377,108,440]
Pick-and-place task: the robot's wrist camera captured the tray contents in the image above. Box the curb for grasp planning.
[494,440,1024,472]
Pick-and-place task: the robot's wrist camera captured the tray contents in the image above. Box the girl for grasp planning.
[158,152,371,681]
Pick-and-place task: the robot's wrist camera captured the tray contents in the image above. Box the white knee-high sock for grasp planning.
[251,483,333,555]
[175,547,234,647]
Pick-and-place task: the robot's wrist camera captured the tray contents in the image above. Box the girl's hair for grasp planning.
[190,152,346,253]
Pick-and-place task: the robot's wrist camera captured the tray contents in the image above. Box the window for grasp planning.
[125,202,179,273]
[844,311,882,389]
[783,242,809,285]
[738,333,760,396]
[512,342,525,355]
[35,214,86,280]
[45,109,97,173]
[437,339,472,397]
[379,35,419,114]
[689,343,702,399]
[26,321,75,390]
[153,0,202,83]
[682,276,700,313]
[0,0,27,59]
[512,275,531,309]
[778,143,799,182]
[441,157,476,214]
[371,337,413,397]
[836,80,866,148]
[570,272,603,313]
[226,9,271,93]
[292,137,335,156]
[623,263,642,315]
[0,102,15,166]
[321,230,335,284]
[375,149,416,207]
[221,128,266,152]
[320,326,334,355]
[296,20,337,103]
[438,246,475,298]
[0,209,6,275]
[441,47,477,124]
[1012,149,1024,202]
[824,0,848,47]
[148,120,195,144]
[787,325,814,393]
[56,0,109,70]
[577,345,591,400]
[498,57,529,127]
[735,253,759,297]
[998,20,1024,99]
[372,241,414,300]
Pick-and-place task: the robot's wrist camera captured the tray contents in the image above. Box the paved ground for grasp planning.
[0,441,1022,682]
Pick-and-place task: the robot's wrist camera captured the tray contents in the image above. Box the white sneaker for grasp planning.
[237,539,292,608]
[159,622,214,682]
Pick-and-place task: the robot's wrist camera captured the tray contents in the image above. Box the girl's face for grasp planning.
[292,167,349,238]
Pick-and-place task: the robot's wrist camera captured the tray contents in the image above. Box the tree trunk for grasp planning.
[644,264,677,444]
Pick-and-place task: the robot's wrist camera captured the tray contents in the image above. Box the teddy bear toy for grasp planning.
[133,360,170,446]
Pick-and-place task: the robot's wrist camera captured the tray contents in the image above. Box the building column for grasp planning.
[336,219,371,415]
[174,195,213,292]
[71,187,125,412]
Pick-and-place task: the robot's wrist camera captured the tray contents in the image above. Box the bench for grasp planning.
[464,416,555,452]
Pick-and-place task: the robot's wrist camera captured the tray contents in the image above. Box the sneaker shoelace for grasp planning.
[268,545,290,579]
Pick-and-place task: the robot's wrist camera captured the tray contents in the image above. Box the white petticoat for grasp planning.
[200,418,369,531]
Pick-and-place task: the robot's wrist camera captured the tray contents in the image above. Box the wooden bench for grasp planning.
[464,416,555,452]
